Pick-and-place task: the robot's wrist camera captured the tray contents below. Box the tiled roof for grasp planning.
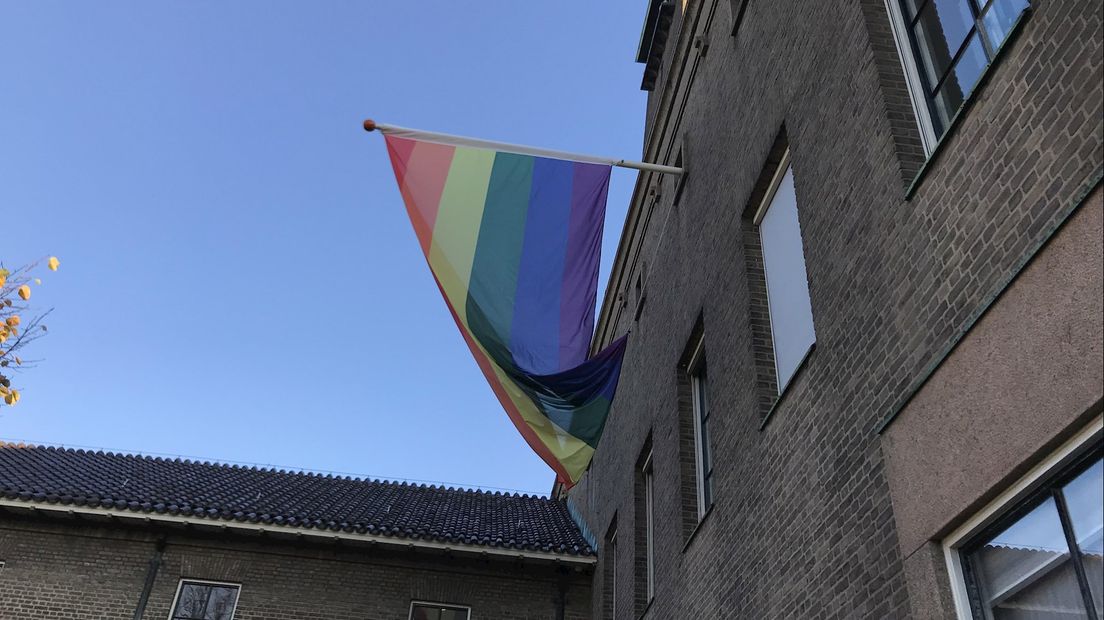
[0,442,593,557]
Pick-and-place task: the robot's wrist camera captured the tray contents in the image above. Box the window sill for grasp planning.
[905,8,1033,200]
[759,343,816,430]
[681,504,714,554]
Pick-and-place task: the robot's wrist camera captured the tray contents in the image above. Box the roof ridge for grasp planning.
[0,440,546,499]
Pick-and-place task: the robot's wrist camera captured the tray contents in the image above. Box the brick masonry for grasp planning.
[0,514,591,619]
[571,0,1103,618]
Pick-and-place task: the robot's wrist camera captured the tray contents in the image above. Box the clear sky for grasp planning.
[0,2,647,495]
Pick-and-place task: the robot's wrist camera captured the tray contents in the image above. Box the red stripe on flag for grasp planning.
[386,136,454,256]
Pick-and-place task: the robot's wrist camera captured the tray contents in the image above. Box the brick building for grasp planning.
[0,444,594,619]
[565,0,1103,618]
[1,1,1101,618]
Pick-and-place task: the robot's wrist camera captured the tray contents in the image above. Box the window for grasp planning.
[169,580,240,620]
[409,602,471,620]
[887,0,1030,150]
[644,452,655,603]
[634,441,656,614]
[944,419,1103,620]
[605,526,618,620]
[688,341,713,518]
[958,451,1102,618]
[755,152,815,393]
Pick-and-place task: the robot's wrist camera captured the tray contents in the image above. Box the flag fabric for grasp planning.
[384,133,628,487]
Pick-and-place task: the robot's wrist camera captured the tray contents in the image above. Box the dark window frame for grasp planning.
[687,340,713,517]
[604,520,618,620]
[169,580,241,620]
[408,601,472,620]
[895,0,1030,138]
[959,444,1103,620]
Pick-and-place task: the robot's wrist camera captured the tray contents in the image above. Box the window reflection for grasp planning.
[1063,460,1104,616]
[896,0,1031,138]
[963,454,1103,619]
[171,582,239,620]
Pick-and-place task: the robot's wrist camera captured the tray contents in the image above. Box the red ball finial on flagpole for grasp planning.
[363,119,377,132]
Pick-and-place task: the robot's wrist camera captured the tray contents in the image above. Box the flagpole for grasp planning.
[363,119,683,176]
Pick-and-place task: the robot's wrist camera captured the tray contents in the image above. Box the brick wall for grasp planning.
[573,0,1103,618]
[0,516,591,619]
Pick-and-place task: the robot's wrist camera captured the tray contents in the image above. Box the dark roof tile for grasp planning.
[0,442,592,557]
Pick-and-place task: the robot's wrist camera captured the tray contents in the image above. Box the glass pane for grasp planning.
[203,587,238,620]
[411,606,441,620]
[992,562,1087,619]
[759,166,815,392]
[931,33,988,129]
[901,0,927,20]
[440,610,469,620]
[982,0,1029,48]
[1063,458,1103,615]
[173,584,211,620]
[912,0,977,89]
[968,497,1088,619]
[694,362,712,509]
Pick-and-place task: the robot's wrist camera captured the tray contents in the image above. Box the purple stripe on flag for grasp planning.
[509,157,575,375]
[558,162,611,369]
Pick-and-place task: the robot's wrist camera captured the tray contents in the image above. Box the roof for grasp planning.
[0,442,594,558]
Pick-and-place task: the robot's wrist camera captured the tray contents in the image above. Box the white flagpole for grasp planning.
[363,120,683,176]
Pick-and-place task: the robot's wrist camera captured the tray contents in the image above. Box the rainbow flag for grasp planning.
[384,133,628,487]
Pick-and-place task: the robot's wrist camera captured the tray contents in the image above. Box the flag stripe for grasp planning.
[397,139,455,255]
[466,152,533,364]
[560,164,610,368]
[510,157,575,375]
[429,147,496,318]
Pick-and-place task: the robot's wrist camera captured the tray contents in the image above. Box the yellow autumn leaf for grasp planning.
[14,356,21,365]
[0,276,5,288]
[17,285,30,300]
[48,256,60,271]
[4,389,18,405]
[0,386,8,395]
[33,278,41,285]
[5,316,19,327]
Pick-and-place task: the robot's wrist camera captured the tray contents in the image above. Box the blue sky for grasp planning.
[0,2,647,494]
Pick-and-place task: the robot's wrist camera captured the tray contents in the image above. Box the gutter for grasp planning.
[0,498,597,566]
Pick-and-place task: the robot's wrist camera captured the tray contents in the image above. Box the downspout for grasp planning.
[133,537,166,620]
[555,573,568,620]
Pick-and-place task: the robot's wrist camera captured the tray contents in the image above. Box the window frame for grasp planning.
[687,338,712,519]
[610,529,618,619]
[752,150,816,395]
[942,415,1103,619]
[167,579,242,620]
[884,0,941,152]
[643,451,656,603]
[884,0,1031,154]
[408,600,472,620]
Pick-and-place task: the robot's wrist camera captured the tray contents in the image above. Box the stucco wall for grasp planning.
[881,186,1104,617]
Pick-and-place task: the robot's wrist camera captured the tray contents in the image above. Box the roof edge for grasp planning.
[0,498,596,565]
[0,441,548,499]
